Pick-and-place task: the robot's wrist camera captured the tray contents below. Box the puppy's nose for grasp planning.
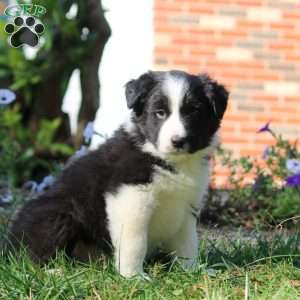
[171,135,186,149]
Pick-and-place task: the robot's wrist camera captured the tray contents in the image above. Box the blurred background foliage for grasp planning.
[204,128,300,229]
[0,0,110,183]
[0,0,110,144]
[0,105,72,186]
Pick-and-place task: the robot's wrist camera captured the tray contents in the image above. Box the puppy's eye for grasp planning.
[155,110,167,120]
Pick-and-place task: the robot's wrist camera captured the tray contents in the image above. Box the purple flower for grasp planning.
[286,159,300,175]
[257,121,271,133]
[285,173,300,187]
[83,122,94,144]
[262,147,271,160]
[0,89,16,105]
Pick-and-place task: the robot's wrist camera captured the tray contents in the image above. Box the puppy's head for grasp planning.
[125,70,229,155]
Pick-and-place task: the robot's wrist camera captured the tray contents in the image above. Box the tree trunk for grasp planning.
[76,0,111,146]
[25,0,111,145]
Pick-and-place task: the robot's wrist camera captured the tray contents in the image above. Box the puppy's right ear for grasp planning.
[125,72,156,116]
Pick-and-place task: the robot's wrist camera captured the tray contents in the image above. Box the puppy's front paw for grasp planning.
[119,270,152,281]
[176,256,197,271]
[117,264,152,280]
[119,268,140,278]
[116,263,143,278]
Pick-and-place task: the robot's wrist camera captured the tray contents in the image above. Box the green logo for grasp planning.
[4,4,47,18]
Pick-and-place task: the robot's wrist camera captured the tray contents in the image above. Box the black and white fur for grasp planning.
[8,70,228,278]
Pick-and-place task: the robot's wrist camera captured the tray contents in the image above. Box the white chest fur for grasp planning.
[148,156,210,251]
[105,153,210,277]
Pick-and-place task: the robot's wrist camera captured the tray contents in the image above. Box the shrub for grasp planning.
[208,122,300,228]
[0,90,73,186]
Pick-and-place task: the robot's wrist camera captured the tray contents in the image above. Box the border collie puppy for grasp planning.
[8,70,228,277]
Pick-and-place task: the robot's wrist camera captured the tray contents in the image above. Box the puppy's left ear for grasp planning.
[125,72,156,116]
[200,74,229,120]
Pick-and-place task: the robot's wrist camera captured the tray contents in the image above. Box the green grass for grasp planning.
[0,233,299,300]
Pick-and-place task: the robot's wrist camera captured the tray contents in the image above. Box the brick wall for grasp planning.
[153,0,300,185]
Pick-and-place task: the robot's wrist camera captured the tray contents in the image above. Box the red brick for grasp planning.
[251,73,281,81]
[188,6,214,14]
[221,125,236,133]
[199,0,235,4]
[283,11,300,20]
[236,20,264,29]
[270,106,297,114]
[173,58,201,66]
[286,54,300,62]
[222,135,249,144]
[220,71,250,80]
[251,94,278,102]
[155,24,184,34]
[236,62,265,69]
[286,118,300,125]
[172,37,201,46]
[224,114,251,122]
[252,137,275,145]
[239,126,262,134]
[269,42,295,51]
[284,33,300,41]
[235,0,262,6]
[154,3,185,13]
[255,115,283,123]
[155,47,184,55]
[240,148,263,156]
[154,15,168,23]
[206,61,234,69]
[190,49,216,57]
[284,96,300,103]
[270,22,295,31]
[220,30,249,38]
[187,28,215,35]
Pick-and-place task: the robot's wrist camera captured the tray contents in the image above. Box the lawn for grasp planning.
[0,231,299,300]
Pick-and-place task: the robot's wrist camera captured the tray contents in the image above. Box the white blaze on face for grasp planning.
[158,74,188,153]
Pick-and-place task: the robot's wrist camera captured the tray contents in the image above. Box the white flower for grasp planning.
[73,145,89,159]
[36,175,56,193]
[43,175,56,186]
[0,190,13,203]
[24,180,39,192]
[0,89,16,105]
[83,122,94,144]
[66,146,89,166]
[286,159,300,175]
